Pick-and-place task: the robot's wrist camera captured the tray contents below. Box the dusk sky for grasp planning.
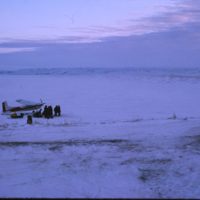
[0,0,200,69]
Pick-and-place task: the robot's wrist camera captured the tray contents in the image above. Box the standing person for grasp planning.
[57,105,61,116]
[46,106,50,119]
[42,105,48,118]
[54,105,58,116]
[48,106,53,118]
[27,115,32,124]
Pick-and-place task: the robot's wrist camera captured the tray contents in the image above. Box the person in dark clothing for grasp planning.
[33,109,42,118]
[27,115,32,124]
[11,112,24,119]
[54,105,61,116]
[54,105,58,116]
[57,105,61,116]
[48,106,53,118]
[42,106,48,118]
[46,106,50,119]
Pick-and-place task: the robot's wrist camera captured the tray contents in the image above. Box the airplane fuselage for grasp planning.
[9,103,44,113]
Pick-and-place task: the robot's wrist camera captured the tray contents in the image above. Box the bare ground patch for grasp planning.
[138,168,166,183]
[0,139,128,148]
[121,158,172,165]
[180,135,200,153]
[0,139,134,152]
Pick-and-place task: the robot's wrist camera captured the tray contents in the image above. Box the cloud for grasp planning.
[0,47,36,54]
[122,0,200,36]
[2,0,200,44]
[0,24,199,69]
[58,0,200,43]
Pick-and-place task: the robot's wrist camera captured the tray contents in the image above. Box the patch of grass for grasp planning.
[138,168,165,182]
[48,145,63,151]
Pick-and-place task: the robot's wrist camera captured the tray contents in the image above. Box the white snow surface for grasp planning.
[0,73,200,198]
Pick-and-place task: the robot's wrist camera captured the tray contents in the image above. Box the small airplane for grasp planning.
[2,99,45,115]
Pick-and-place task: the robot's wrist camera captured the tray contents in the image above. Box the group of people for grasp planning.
[11,113,24,119]
[27,105,61,124]
[32,105,61,119]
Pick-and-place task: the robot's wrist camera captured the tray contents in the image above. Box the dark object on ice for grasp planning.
[2,102,6,112]
[27,115,32,124]
[57,105,61,116]
[54,105,61,116]
[42,105,48,118]
[10,112,24,119]
[46,106,53,118]
[54,106,57,116]
[168,113,177,120]
[46,106,50,119]
[32,109,42,118]
[49,106,53,118]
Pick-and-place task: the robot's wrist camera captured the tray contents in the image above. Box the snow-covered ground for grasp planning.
[0,72,200,198]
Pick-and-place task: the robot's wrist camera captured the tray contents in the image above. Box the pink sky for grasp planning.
[0,0,193,42]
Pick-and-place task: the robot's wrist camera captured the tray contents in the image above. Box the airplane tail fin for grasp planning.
[2,101,8,112]
[40,99,45,105]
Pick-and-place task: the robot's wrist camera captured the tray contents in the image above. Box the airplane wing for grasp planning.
[16,99,39,106]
